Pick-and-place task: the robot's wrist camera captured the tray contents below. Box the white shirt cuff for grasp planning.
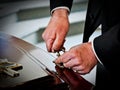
[91,39,103,65]
[51,6,70,15]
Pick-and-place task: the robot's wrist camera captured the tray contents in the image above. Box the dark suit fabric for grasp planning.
[50,0,120,89]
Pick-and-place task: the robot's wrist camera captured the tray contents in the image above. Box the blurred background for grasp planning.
[0,0,90,45]
[0,0,101,85]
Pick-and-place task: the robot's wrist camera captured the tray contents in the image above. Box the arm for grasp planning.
[42,9,69,52]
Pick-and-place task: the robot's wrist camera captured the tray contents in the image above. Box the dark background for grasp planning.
[0,0,29,3]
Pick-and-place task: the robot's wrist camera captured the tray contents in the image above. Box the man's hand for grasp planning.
[54,42,98,75]
[42,9,69,52]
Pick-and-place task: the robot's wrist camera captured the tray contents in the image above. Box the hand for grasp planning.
[42,9,69,52]
[54,42,98,75]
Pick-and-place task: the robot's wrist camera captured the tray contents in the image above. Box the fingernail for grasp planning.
[73,70,77,72]
[52,49,55,53]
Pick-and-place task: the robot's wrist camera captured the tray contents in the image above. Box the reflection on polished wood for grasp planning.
[0,32,68,90]
[0,32,93,90]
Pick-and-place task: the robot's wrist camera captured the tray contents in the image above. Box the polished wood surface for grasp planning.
[0,32,67,90]
[0,32,93,90]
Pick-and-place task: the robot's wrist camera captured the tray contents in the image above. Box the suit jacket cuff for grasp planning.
[50,6,70,15]
[50,0,73,12]
[91,39,103,65]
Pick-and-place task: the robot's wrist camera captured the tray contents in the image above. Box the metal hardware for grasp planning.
[0,58,23,77]
[53,47,66,69]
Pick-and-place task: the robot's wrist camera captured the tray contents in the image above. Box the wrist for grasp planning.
[88,42,98,62]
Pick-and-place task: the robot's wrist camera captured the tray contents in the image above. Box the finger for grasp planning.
[52,35,65,52]
[76,70,87,75]
[54,52,73,64]
[63,58,82,69]
[72,65,84,72]
[46,38,54,52]
[73,68,90,75]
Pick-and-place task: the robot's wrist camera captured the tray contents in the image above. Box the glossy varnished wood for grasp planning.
[0,32,93,90]
[0,33,68,90]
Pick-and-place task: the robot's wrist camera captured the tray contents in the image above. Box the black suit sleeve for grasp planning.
[93,23,120,71]
[50,0,73,12]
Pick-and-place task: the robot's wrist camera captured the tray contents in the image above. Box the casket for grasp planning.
[0,32,93,90]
